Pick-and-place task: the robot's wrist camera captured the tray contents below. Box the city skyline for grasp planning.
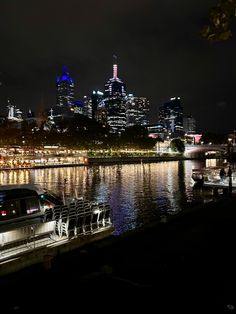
[1,0,236,134]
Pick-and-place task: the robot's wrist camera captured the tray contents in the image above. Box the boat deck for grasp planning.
[203,180,236,189]
[0,225,112,275]
[0,236,56,261]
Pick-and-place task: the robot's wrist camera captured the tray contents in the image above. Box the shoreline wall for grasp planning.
[87,155,207,165]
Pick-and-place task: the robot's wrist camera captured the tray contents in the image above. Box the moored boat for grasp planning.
[0,184,63,228]
[192,166,236,190]
[191,167,220,185]
[0,183,113,271]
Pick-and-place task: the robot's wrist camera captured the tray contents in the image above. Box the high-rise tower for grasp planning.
[158,97,184,138]
[7,100,23,122]
[104,57,127,134]
[104,56,126,98]
[126,94,150,127]
[56,66,74,108]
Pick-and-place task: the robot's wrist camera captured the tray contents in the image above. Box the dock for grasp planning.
[0,200,113,276]
[1,196,236,312]
[0,227,112,276]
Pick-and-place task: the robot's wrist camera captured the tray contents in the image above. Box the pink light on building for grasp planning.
[194,134,202,144]
[113,64,118,79]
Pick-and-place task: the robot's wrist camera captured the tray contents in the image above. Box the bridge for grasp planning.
[184,144,234,158]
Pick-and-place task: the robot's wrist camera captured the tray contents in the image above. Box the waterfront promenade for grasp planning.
[0,154,198,170]
[1,195,236,313]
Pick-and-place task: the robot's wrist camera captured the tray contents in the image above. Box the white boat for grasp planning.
[192,166,236,189]
[0,184,63,229]
[0,184,112,255]
[191,167,221,185]
[204,170,236,188]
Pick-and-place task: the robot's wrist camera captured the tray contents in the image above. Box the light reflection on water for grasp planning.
[0,159,223,235]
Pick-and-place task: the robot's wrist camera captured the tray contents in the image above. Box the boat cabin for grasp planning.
[0,184,63,226]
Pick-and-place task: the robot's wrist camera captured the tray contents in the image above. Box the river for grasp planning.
[0,158,231,235]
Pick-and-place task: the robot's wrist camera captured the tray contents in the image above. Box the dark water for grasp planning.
[0,159,229,235]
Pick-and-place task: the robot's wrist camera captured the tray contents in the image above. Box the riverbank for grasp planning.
[0,162,86,171]
[0,155,210,170]
[87,155,206,165]
[1,196,236,312]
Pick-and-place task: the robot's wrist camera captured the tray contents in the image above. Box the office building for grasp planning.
[183,114,196,134]
[158,97,184,138]
[126,94,150,127]
[56,66,74,108]
[104,60,127,134]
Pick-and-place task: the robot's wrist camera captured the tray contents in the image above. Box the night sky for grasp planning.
[0,0,236,134]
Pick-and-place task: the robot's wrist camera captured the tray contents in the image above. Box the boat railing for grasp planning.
[0,221,56,254]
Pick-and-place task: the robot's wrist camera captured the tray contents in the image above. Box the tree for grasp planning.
[170,138,185,153]
[201,0,236,41]
[120,125,156,149]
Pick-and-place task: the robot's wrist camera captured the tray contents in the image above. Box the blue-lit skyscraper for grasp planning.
[56,66,74,108]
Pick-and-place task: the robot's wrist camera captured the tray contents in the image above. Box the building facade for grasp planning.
[56,66,74,108]
[126,94,150,127]
[183,114,196,134]
[158,97,184,138]
[103,61,127,134]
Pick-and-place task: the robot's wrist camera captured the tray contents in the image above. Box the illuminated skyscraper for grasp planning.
[104,58,127,134]
[91,90,104,120]
[183,114,196,134]
[7,100,23,122]
[126,94,150,127]
[104,61,126,98]
[83,95,92,119]
[158,97,184,138]
[56,66,74,108]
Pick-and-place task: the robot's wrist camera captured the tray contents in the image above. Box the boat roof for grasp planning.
[0,184,45,195]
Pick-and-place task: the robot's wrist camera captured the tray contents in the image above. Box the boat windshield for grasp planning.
[0,189,41,221]
[42,190,63,206]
